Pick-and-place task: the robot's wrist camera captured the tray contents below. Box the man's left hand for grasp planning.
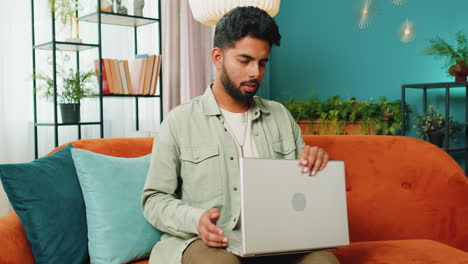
[298,145,329,176]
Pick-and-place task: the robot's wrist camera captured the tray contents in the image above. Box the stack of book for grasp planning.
[94,54,162,95]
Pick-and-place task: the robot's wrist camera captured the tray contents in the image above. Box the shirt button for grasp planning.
[233,187,238,191]
[255,112,258,116]
[224,128,228,132]
[254,132,259,136]
[194,154,199,159]
[233,218,237,222]
[230,157,234,160]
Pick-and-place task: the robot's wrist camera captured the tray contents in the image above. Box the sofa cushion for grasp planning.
[71,148,163,264]
[332,239,468,263]
[0,144,88,264]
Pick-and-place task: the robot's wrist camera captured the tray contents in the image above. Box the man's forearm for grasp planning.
[142,189,205,239]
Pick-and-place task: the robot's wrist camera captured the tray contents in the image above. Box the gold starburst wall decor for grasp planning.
[353,0,377,29]
[392,0,407,6]
[399,19,416,43]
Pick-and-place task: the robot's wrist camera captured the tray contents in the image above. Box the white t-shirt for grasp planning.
[220,108,259,158]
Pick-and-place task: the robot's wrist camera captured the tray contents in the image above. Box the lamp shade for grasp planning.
[188,0,281,26]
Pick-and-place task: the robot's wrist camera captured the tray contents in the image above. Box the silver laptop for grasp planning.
[226,158,350,257]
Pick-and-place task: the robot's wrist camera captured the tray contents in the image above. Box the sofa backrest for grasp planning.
[304,135,468,252]
[56,135,468,251]
[50,137,154,157]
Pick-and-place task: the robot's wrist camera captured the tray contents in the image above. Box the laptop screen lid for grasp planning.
[239,158,350,256]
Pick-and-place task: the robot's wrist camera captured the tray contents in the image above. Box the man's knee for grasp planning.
[182,239,241,264]
[299,250,340,264]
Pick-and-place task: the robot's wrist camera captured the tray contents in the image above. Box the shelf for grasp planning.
[403,82,468,89]
[103,94,161,98]
[447,147,468,152]
[449,123,468,128]
[79,12,159,27]
[35,122,101,127]
[401,81,468,174]
[34,41,99,51]
[32,0,163,159]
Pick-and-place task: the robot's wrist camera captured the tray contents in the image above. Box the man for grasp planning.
[142,6,340,264]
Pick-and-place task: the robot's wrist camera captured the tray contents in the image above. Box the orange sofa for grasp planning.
[1,135,467,263]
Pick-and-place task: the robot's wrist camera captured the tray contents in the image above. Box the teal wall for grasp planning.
[268,0,468,166]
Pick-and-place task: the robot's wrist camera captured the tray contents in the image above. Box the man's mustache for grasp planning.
[240,79,259,86]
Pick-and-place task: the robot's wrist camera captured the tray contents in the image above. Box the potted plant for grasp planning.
[383,98,406,135]
[48,0,82,43]
[413,105,461,147]
[282,96,409,135]
[421,30,468,82]
[34,55,97,123]
[282,98,321,134]
[362,97,411,136]
[319,96,352,135]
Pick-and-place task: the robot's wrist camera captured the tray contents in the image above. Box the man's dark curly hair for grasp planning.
[213,6,281,50]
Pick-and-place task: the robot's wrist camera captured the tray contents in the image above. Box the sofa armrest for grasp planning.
[0,211,34,264]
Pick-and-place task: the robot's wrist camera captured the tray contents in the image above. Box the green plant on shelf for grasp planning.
[33,55,98,104]
[413,105,461,140]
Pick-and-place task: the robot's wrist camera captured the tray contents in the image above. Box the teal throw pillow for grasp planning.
[71,148,163,264]
[0,144,89,264]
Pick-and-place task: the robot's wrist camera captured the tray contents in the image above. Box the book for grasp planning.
[93,59,110,95]
[135,54,148,59]
[104,59,115,94]
[143,55,156,95]
[149,55,162,95]
[138,59,147,94]
[111,59,123,94]
[135,54,149,95]
[118,60,129,94]
[123,60,133,95]
[155,55,162,94]
[130,58,144,95]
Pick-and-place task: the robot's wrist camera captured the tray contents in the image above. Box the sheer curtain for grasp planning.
[0,0,33,216]
[161,0,214,114]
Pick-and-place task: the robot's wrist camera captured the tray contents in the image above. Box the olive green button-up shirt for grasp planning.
[142,87,305,264]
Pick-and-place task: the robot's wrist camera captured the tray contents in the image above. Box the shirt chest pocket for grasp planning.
[272,136,297,159]
[180,145,222,203]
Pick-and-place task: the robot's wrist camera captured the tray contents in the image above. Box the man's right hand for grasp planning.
[197,208,228,248]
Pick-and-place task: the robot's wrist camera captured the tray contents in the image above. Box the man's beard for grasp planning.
[220,64,260,103]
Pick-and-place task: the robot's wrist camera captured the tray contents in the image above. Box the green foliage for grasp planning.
[413,105,461,139]
[48,0,80,25]
[320,96,352,134]
[421,30,468,68]
[282,96,411,135]
[33,54,97,104]
[282,98,321,122]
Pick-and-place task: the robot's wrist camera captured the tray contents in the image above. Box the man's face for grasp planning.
[219,36,271,102]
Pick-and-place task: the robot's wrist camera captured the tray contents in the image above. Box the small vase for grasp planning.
[60,103,80,124]
[428,133,444,147]
[134,0,144,16]
[448,58,468,82]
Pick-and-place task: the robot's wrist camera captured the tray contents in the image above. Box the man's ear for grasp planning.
[212,47,223,70]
